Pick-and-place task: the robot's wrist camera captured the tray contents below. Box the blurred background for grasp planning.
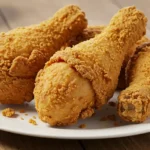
[0,0,150,35]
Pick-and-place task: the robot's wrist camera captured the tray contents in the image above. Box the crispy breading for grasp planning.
[0,5,87,104]
[29,119,37,125]
[62,26,149,89]
[35,63,95,126]
[118,43,150,122]
[34,6,147,126]
[2,108,15,117]
[118,36,149,89]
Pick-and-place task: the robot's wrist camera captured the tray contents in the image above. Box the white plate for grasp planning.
[0,91,150,139]
[1,1,150,139]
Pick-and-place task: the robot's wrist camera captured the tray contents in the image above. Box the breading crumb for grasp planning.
[2,108,15,117]
[25,113,28,116]
[19,109,25,113]
[20,117,24,120]
[33,116,36,119]
[29,119,37,125]
[79,124,86,128]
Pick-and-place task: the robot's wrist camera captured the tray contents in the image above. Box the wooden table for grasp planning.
[0,0,150,149]
[0,130,150,150]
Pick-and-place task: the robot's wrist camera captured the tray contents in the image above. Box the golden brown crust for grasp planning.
[34,63,95,126]
[62,25,149,90]
[0,69,34,104]
[0,5,87,104]
[50,6,147,108]
[126,42,150,85]
[118,44,150,122]
[2,108,15,117]
[29,119,37,125]
[34,6,147,126]
[117,36,149,89]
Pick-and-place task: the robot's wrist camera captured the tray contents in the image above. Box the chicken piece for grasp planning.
[118,42,150,122]
[36,62,95,126]
[34,6,147,126]
[0,5,87,104]
[62,26,149,89]
[118,36,149,89]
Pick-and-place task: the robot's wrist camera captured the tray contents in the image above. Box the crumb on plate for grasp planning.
[79,124,86,128]
[25,113,28,116]
[2,108,15,117]
[20,117,24,120]
[29,119,37,125]
[33,116,36,119]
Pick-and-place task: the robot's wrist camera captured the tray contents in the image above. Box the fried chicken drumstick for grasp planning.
[118,43,150,122]
[34,6,147,126]
[0,5,87,104]
[62,26,149,89]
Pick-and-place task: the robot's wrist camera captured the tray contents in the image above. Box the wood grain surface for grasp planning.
[1,130,150,150]
[0,0,150,149]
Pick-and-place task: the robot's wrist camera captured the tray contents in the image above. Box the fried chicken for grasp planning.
[0,5,87,104]
[62,26,149,89]
[36,62,95,126]
[118,43,150,122]
[118,36,149,89]
[34,6,147,126]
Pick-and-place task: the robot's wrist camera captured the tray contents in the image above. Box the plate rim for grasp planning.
[0,123,150,139]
